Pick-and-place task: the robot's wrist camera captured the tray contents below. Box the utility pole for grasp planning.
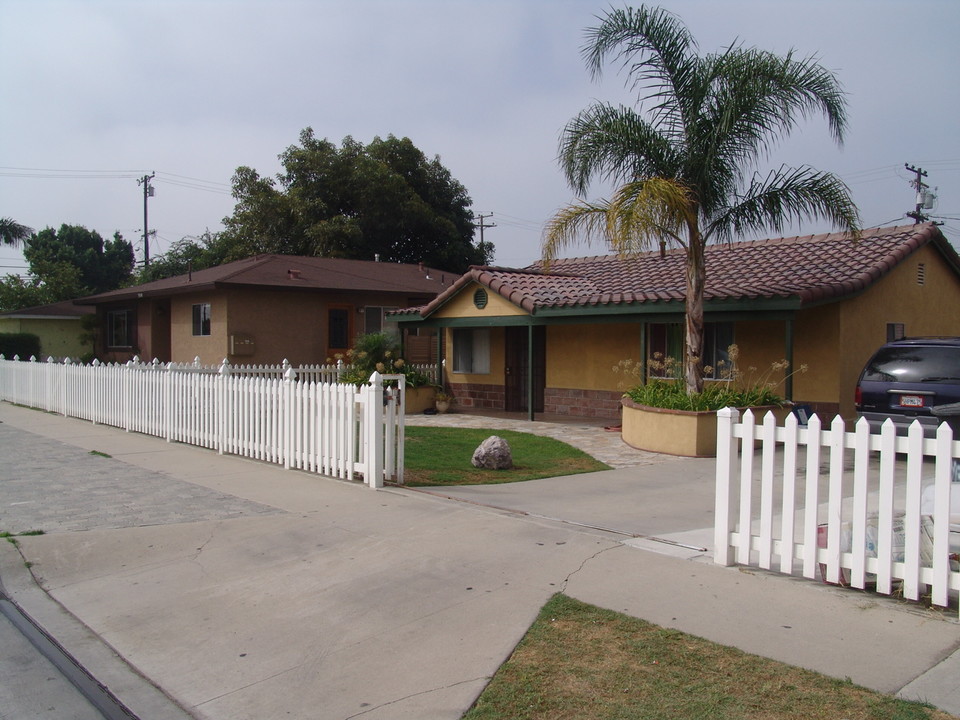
[475,212,496,245]
[904,163,933,224]
[137,172,156,266]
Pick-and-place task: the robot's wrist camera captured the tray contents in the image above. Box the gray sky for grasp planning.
[2,0,958,277]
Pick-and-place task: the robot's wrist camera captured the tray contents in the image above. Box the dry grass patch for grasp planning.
[464,594,955,720]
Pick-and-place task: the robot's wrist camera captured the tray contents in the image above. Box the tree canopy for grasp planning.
[544,5,860,394]
[0,224,134,311]
[219,129,492,274]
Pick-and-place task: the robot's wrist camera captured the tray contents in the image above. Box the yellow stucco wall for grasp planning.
[547,323,642,391]
[834,244,960,418]
[0,318,87,359]
[433,282,527,319]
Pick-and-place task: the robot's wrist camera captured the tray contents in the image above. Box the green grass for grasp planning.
[464,594,953,720]
[403,427,609,486]
[89,450,112,458]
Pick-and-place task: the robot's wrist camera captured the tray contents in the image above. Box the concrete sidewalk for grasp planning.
[1,403,959,718]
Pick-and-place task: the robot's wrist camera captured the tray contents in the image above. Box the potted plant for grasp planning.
[434,390,454,414]
[332,332,435,413]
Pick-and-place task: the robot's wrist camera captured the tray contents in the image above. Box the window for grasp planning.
[106,309,134,348]
[646,322,734,379]
[192,303,211,336]
[364,306,399,336]
[647,323,683,378]
[328,307,351,350]
[452,328,490,374]
[703,322,734,376]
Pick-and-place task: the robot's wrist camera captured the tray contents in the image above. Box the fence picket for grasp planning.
[716,407,960,616]
[0,356,403,488]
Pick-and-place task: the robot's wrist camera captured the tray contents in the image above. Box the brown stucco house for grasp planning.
[77,255,457,366]
[394,223,960,422]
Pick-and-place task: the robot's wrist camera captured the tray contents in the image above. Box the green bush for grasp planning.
[333,332,431,387]
[0,333,41,360]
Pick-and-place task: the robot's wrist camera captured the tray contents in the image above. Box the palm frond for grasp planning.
[559,103,679,195]
[542,177,691,265]
[708,165,861,243]
[0,217,33,248]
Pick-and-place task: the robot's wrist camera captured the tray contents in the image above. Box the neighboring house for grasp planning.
[394,223,960,422]
[0,300,93,360]
[77,255,457,366]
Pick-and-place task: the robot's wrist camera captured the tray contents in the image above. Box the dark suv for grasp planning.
[856,337,960,436]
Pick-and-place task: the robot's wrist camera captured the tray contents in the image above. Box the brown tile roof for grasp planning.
[77,255,459,304]
[403,223,956,318]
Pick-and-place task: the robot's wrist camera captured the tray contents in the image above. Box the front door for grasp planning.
[504,326,545,412]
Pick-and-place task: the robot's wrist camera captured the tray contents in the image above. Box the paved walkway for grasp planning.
[1,403,959,719]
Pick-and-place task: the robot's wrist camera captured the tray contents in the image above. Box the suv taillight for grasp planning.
[855,385,862,409]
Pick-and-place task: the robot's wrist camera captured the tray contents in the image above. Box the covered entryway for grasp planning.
[504,326,545,413]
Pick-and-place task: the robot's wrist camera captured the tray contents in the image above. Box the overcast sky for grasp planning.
[2,0,958,278]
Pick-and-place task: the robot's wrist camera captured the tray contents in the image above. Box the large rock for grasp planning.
[471,435,513,470]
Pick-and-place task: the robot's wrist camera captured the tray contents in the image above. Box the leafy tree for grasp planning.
[134,231,231,283]
[0,224,134,310]
[543,5,860,394]
[220,129,492,273]
[24,224,134,296]
[0,217,32,247]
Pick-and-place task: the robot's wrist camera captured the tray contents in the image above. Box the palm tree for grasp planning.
[0,217,33,248]
[544,5,860,394]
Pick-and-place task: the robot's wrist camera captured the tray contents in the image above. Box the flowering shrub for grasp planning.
[328,332,432,388]
[617,344,805,411]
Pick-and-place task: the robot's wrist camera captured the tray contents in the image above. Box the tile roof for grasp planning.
[402,223,956,318]
[76,255,459,304]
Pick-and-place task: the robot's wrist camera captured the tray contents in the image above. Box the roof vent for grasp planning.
[288,269,302,280]
[917,263,925,286]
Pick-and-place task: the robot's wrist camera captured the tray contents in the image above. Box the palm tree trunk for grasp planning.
[684,228,706,395]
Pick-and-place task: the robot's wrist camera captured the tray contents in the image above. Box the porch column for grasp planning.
[527,324,535,422]
[785,316,795,402]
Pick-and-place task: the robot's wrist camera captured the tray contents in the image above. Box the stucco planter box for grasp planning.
[621,396,791,457]
[404,386,436,414]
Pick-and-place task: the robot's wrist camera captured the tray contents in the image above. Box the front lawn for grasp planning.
[403,427,609,486]
[464,594,953,720]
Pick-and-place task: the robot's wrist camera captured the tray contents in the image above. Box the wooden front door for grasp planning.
[504,326,545,412]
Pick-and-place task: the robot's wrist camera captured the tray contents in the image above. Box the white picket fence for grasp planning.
[715,408,960,615]
[0,355,408,488]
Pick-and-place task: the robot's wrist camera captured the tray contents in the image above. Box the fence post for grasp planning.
[164,361,174,442]
[217,359,230,455]
[283,365,295,469]
[364,371,384,488]
[45,356,55,412]
[713,406,740,566]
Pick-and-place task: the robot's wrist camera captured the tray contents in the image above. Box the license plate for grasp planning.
[900,395,925,407]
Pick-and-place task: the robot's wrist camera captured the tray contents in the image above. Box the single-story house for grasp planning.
[0,300,94,360]
[394,223,960,422]
[77,255,458,366]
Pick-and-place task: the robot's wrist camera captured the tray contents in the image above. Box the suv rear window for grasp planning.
[861,346,960,384]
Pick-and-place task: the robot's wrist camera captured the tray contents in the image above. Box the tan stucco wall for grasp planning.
[0,318,87,359]
[547,323,642,391]
[169,291,228,365]
[433,282,527,319]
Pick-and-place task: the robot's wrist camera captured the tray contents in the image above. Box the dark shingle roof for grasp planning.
[403,223,956,318]
[76,255,458,304]
[0,300,94,318]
